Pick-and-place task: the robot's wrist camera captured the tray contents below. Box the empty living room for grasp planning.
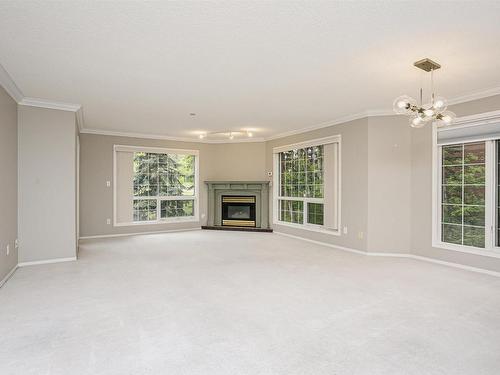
[2,1,500,374]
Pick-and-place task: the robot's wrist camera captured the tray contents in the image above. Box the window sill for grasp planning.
[274,220,341,236]
[114,217,199,227]
[432,241,500,259]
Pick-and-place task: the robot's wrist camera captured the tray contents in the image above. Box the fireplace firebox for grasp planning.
[221,196,256,227]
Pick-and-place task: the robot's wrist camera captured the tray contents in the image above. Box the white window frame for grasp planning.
[272,135,341,235]
[432,111,500,257]
[113,145,200,226]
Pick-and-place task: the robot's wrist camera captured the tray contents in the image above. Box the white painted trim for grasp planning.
[447,86,500,107]
[274,232,500,278]
[0,63,23,102]
[114,144,199,155]
[81,128,266,144]
[19,97,81,112]
[266,110,388,141]
[113,217,199,227]
[18,257,77,267]
[0,265,18,288]
[439,110,500,130]
[78,227,201,240]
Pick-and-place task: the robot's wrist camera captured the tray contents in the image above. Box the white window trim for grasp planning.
[272,135,341,236]
[113,144,200,227]
[432,111,500,258]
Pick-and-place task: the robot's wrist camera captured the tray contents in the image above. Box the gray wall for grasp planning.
[18,106,78,262]
[410,94,500,273]
[0,86,18,282]
[79,134,267,237]
[265,118,369,251]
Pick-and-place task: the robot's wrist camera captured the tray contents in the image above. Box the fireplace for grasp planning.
[203,181,271,232]
[221,196,256,227]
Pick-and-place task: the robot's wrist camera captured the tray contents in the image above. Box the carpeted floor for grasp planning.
[1,230,500,374]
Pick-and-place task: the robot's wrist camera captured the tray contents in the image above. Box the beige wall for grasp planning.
[0,86,18,282]
[265,118,369,251]
[367,116,412,254]
[410,94,500,273]
[79,94,500,273]
[79,134,267,237]
[18,106,78,262]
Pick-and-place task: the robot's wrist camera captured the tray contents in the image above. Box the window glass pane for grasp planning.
[442,186,462,204]
[441,142,486,248]
[161,200,194,218]
[442,166,462,185]
[442,205,462,224]
[463,226,485,248]
[442,145,462,165]
[279,200,303,224]
[133,199,157,222]
[464,143,485,164]
[307,203,324,225]
[442,224,462,245]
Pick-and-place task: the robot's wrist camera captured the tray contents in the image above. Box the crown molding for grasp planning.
[79,127,267,144]
[265,109,394,141]
[19,97,81,112]
[0,63,23,102]
[3,58,500,143]
[447,86,500,106]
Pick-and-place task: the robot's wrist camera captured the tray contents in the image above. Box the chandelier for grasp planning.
[393,58,456,128]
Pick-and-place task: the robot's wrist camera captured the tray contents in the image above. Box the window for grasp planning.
[435,136,500,253]
[441,143,486,248]
[114,145,198,226]
[273,136,340,234]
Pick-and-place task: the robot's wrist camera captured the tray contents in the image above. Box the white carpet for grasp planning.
[1,230,500,374]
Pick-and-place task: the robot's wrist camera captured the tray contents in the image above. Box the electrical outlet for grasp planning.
[106,218,111,225]
[267,171,273,177]
[343,226,348,234]
[358,231,364,239]
[6,244,10,256]
[106,181,111,187]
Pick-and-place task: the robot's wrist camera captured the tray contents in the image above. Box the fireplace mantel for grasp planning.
[205,181,270,229]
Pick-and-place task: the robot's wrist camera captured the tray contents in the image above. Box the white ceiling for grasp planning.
[1,1,500,140]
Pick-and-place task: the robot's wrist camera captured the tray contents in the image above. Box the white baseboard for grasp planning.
[18,257,77,267]
[274,231,500,278]
[0,264,18,288]
[78,227,201,240]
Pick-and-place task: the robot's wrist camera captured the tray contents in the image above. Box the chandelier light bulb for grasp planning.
[423,108,435,117]
[229,132,234,140]
[198,133,206,139]
[433,96,447,113]
[393,95,416,115]
[247,131,253,137]
[410,116,425,128]
[439,110,456,125]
